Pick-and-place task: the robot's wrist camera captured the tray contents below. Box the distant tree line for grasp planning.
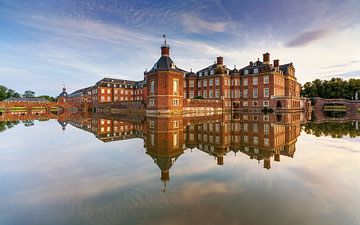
[303,122,360,138]
[0,85,55,101]
[301,78,360,100]
[0,121,19,133]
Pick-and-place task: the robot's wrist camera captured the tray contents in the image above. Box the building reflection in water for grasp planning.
[50,111,303,189]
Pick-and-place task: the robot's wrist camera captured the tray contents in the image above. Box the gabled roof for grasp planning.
[279,63,293,74]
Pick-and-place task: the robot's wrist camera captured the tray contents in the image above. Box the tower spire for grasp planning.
[161,34,170,56]
[163,34,167,45]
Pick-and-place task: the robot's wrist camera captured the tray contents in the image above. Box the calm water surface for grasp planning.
[0,112,359,225]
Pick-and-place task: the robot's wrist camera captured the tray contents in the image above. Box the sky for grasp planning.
[0,0,360,96]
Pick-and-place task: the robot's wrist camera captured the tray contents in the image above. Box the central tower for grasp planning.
[145,35,185,115]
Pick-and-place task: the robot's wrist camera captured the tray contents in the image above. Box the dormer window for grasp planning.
[154,63,157,69]
[210,70,214,75]
[171,63,176,69]
[254,68,259,74]
[244,70,249,75]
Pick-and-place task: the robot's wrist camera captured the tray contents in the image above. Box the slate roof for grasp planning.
[149,56,187,73]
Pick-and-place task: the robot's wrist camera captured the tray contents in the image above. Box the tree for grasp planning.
[301,78,360,99]
[0,85,8,101]
[23,90,35,98]
[37,95,56,102]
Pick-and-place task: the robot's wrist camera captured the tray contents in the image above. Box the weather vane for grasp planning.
[162,34,167,45]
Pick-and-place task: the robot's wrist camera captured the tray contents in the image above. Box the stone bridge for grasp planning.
[313,97,360,122]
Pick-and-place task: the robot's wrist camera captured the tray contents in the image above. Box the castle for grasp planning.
[59,37,308,114]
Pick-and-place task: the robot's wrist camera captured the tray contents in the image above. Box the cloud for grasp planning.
[287,29,333,47]
[181,14,228,33]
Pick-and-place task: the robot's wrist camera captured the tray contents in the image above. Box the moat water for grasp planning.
[0,112,359,225]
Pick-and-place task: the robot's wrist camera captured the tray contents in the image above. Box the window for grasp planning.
[253,88,258,98]
[184,80,187,87]
[254,68,259,74]
[114,89,118,94]
[264,138,269,146]
[173,121,179,128]
[150,121,155,128]
[189,91,194,98]
[253,124,258,133]
[197,91,202,97]
[203,79,207,87]
[244,70,249,75]
[173,79,179,95]
[263,115,269,121]
[107,96,111,102]
[264,124,269,134]
[253,137,258,145]
[243,89,248,98]
[215,89,220,98]
[198,80,202,87]
[215,78,220,86]
[173,99,179,106]
[263,101,269,106]
[243,101,248,106]
[150,80,155,95]
[253,101,258,106]
[243,123,248,131]
[100,96,105,102]
[264,88,269,97]
[209,79,213,86]
[149,99,155,106]
[189,80,194,87]
[243,78,248,86]
[244,135,248,143]
[253,77,258,85]
[264,75,269,84]
[209,90,213,98]
[203,90,207,98]
[101,89,105,94]
[107,89,111,94]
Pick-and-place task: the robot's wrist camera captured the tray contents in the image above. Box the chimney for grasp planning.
[217,56,223,65]
[249,61,253,66]
[273,59,279,67]
[263,52,270,64]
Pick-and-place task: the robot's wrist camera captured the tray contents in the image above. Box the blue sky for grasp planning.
[0,0,360,96]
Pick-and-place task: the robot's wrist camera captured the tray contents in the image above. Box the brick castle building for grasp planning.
[62,37,307,113]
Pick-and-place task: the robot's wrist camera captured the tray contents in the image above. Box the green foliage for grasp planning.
[303,122,360,138]
[194,96,204,99]
[301,78,360,99]
[0,85,21,101]
[0,85,55,101]
[37,95,56,102]
[0,121,19,133]
[23,90,35,98]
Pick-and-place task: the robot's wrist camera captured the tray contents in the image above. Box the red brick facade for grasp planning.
[61,41,304,113]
